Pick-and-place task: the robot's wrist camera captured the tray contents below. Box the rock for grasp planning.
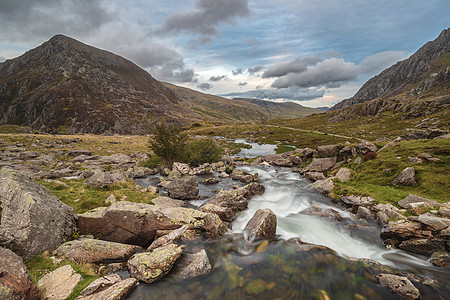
[221,155,234,165]
[70,154,99,163]
[286,237,334,252]
[408,156,423,164]
[398,194,439,214]
[304,172,325,181]
[98,154,132,165]
[0,169,77,261]
[314,144,340,158]
[439,202,450,218]
[340,195,376,208]
[377,273,420,299]
[244,209,277,240]
[38,265,82,300]
[166,176,199,200]
[376,211,390,225]
[147,225,188,251]
[76,277,137,300]
[231,169,254,183]
[68,149,92,157]
[353,157,362,164]
[355,141,378,155]
[417,214,450,231]
[170,249,212,281]
[127,166,151,179]
[430,252,450,268]
[307,178,334,195]
[393,167,416,186]
[83,170,124,188]
[18,151,42,160]
[373,203,405,220]
[420,152,441,162]
[77,274,122,298]
[243,182,265,196]
[356,206,376,220]
[0,246,40,300]
[193,163,214,175]
[303,157,337,173]
[77,201,226,246]
[380,221,422,242]
[399,238,446,256]
[202,178,219,185]
[128,243,184,283]
[173,162,192,175]
[261,154,293,167]
[54,238,143,264]
[335,167,351,182]
[300,205,344,222]
[105,193,117,205]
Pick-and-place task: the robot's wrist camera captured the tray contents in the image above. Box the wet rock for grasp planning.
[166,176,199,200]
[55,238,143,264]
[286,237,333,252]
[244,209,277,240]
[399,238,446,256]
[356,206,376,220]
[307,178,334,195]
[335,167,351,182]
[398,194,439,214]
[0,246,40,300]
[417,214,450,231]
[300,205,343,222]
[377,273,420,300]
[170,249,212,281]
[304,172,325,181]
[38,265,82,300]
[303,157,337,173]
[0,169,77,261]
[439,202,450,218]
[243,182,265,196]
[393,167,416,186]
[380,221,422,242]
[430,252,450,268]
[261,154,293,167]
[147,225,188,251]
[314,144,340,158]
[202,177,219,185]
[128,243,184,283]
[76,277,137,300]
[231,169,254,183]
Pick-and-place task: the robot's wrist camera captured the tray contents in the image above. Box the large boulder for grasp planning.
[83,170,126,188]
[261,154,293,167]
[393,167,416,186]
[128,243,184,283]
[307,178,334,195]
[398,194,439,214]
[417,214,450,231]
[77,201,226,246]
[244,209,277,240]
[335,167,351,182]
[166,176,199,200]
[0,246,40,300]
[355,141,377,155]
[314,145,340,158]
[304,172,326,182]
[380,221,422,242]
[377,273,420,299]
[76,275,137,300]
[38,265,82,300]
[169,249,212,281]
[300,205,343,222]
[55,238,143,264]
[399,238,446,256]
[0,169,77,261]
[231,169,254,183]
[303,157,336,173]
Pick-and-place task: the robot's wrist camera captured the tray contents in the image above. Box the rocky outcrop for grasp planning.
[377,273,420,299]
[169,249,212,281]
[38,265,83,300]
[244,209,277,240]
[0,246,40,300]
[0,169,77,261]
[393,167,416,186]
[128,243,184,283]
[166,176,199,200]
[398,238,445,256]
[54,238,143,264]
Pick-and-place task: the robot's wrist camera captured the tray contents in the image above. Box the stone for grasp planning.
[105,193,117,205]
[77,274,122,298]
[398,194,439,214]
[68,149,93,157]
[18,151,42,160]
[314,144,340,158]
[147,225,188,251]
[98,154,132,165]
[83,170,122,188]
[0,246,40,300]
[170,249,212,281]
[408,156,423,164]
[286,237,334,252]
[231,169,254,183]
[128,243,184,283]
[373,203,405,220]
[77,201,226,246]
[307,178,334,195]
[356,206,376,220]
[166,176,199,200]
[376,211,390,225]
[300,205,343,222]
[304,172,325,181]
[76,277,137,300]
[244,209,277,240]
[261,154,293,167]
[355,141,378,155]
[430,252,450,268]
[303,157,337,173]
[417,214,450,231]
[0,169,77,261]
[38,265,82,300]
[221,155,234,165]
[54,238,143,264]
[380,221,422,241]
[393,167,416,186]
[377,273,420,299]
[172,162,192,175]
[202,177,219,185]
[335,167,351,182]
[354,157,362,164]
[439,202,450,218]
[399,238,446,256]
[193,163,214,175]
[340,195,376,208]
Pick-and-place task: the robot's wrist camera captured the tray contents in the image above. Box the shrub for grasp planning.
[362,151,377,161]
[142,155,163,169]
[148,122,187,167]
[185,138,223,167]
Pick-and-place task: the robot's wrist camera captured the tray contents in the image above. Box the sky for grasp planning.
[0,0,449,107]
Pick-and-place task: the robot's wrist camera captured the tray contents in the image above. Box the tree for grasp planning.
[148,121,187,167]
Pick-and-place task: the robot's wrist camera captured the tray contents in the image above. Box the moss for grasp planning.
[246,279,267,294]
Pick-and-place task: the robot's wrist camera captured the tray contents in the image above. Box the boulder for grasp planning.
[77,274,122,298]
[77,201,226,246]
[355,141,377,155]
[202,177,219,185]
[430,252,450,268]
[300,205,343,222]
[377,273,420,300]
[439,202,450,218]
[68,149,93,157]
[231,169,254,183]
[314,145,340,158]
[244,209,277,240]
[307,178,334,195]
[399,238,446,256]
[340,195,376,208]
[221,155,234,165]
[193,163,214,175]
[105,193,117,205]
[398,194,439,214]
[356,206,376,220]
[373,203,405,220]
[38,265,82,300]
[172,162,192,175]
[169,249,212,281]
[417,214,450,231]
[0,246,40,300]
[76,277,137,300]
[128,244,184,283]
[380,221,422,242]
[147,225,188,252]
[98,154,132,165]
[166,176,199,200]
[303,157,337,173]
[304,172,325,181]
[0,169,77,261]
[393,167,416,186]
[335,167,351,182]
[54,238,143,264]
[261,154,293,167]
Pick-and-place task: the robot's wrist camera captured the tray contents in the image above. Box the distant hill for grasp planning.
[0,35,321,134]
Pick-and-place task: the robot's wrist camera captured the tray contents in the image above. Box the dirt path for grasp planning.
[267,125,366,142]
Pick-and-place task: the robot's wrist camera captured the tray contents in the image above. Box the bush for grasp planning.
[142,155,163,169]
[185,138,223,167]
[148,122,187,167]
[362,151,377,161]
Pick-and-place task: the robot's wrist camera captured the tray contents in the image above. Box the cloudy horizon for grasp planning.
[0,0,448,107]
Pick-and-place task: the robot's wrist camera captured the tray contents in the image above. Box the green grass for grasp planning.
[332,139,450,206]
[26,253,101,300]
[0,124,34,134]
[39,178,157,214]
[275,145,296,154]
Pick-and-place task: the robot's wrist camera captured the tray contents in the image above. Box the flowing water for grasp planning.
[129,140,449,299]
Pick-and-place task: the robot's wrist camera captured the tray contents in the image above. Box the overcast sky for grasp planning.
[0,0,449,107]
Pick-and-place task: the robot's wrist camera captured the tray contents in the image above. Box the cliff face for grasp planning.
[0,35,196,134]
[332,28,450,111]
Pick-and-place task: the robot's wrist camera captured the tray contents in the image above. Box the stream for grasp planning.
[129,139,449,299]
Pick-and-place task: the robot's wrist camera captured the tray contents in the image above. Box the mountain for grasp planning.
[0,35,322,134]
[332,28,450,111]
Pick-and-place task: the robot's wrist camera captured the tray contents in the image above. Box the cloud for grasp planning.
[262,56,322,78]
[210,75,227,81]
[222,86,325,101]
[243,38,258,54]
[0,0,114,42]
[248,65,264,75]
[158,0,249,41]
[271,58,358,89]
[358,50,408,75]
[232,68,244,75]
[155,66,197,83]
[239,82,248,87]
[197,82,213,90]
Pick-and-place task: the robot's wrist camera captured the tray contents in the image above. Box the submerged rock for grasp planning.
[244,209,277,240]
[376,273,420,299]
